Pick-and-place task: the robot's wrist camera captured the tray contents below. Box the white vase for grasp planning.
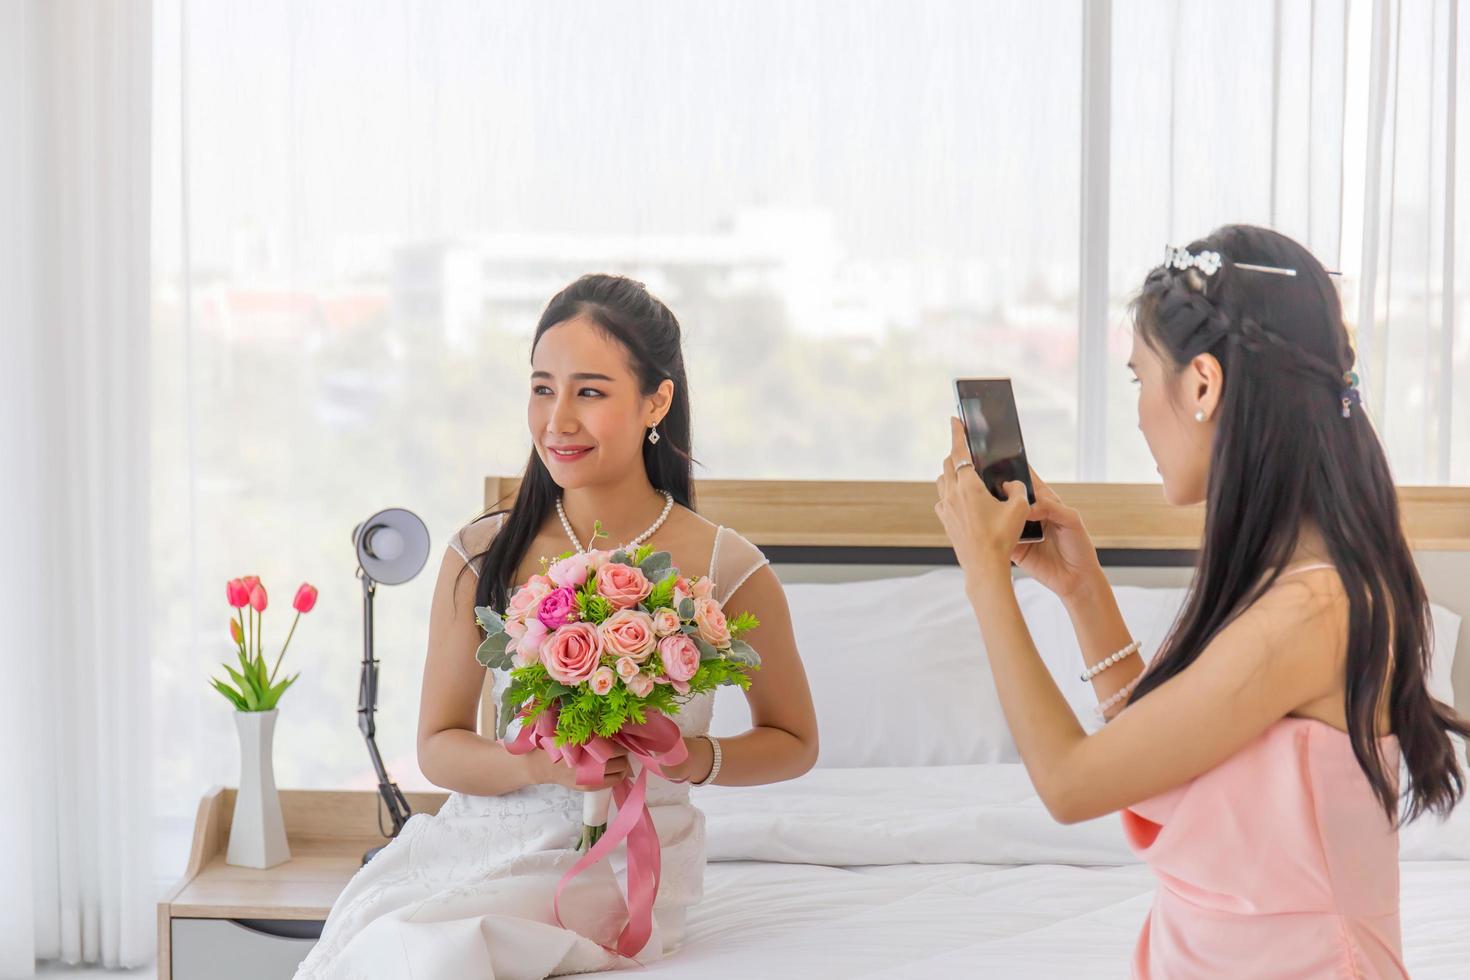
[227,708,291,869]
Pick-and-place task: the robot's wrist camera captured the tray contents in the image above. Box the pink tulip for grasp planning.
[249,584,268,613]
[293,583,318,614]
[226,579,250,608]
[242,575,261,591]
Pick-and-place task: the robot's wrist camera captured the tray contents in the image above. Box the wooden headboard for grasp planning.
[477,478,1470,721]
[482,478,1470,553]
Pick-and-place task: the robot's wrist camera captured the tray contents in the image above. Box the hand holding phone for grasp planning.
[953,378,1044,544]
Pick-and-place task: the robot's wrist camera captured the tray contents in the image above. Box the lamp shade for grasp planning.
[353,508,430,586]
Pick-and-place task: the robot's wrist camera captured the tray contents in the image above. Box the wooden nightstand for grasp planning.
[158,787,448,980]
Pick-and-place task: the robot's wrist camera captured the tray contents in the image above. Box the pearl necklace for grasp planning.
[556,490,674,555]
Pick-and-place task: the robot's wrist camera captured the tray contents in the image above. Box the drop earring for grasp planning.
[647,424,661,445]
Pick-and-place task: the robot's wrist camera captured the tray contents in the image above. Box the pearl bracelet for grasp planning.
[1080,639,1140,683]
[693,734,722,787]
[1094,675,1142,721]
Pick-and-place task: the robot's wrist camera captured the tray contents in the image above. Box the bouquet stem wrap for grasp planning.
[581,788,612,850]
[504,705,689,959]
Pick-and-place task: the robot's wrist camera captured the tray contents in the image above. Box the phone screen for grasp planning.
[954,378,1044,544]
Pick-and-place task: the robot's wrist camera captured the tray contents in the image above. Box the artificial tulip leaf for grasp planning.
[209,678,247,711]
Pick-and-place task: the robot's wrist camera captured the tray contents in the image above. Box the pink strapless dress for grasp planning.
[1123,716,1407,979]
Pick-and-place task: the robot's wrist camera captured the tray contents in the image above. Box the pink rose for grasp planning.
[512,618,548,666]
[596,562,652,610]
[507,579,551,622]
[537,587,579,630]
[691,577,714,600]
[693,597,731,648]
[652,607,681,637]
[615,656,641,680]
[548,554,592,589]
[625,672,655,698]
[599,608,657,662]
[659,634,700,694]
[589,666,616,696]
[541,622,602,685]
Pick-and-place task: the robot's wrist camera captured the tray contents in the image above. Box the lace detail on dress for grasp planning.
[708,526,770,607]
[446,512,504,577]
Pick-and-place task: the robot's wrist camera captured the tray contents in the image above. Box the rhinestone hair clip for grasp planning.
[1163,245,1360,419]
[1163,244,1298,278]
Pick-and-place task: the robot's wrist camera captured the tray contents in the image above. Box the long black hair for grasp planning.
[468,274,695,611]
[1127,224,1469,826]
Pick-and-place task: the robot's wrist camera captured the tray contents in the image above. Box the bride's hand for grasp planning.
[534,746,631,791]
[1008,467,1104,603]
[661,736,714,785]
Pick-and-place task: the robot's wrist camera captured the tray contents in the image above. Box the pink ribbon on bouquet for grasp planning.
[504,705,689,960]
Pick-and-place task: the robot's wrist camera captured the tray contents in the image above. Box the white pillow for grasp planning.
[1428,604,1463,709]
[711,570,1463,768]
[711,569,1010,766]
[1012,581,1185,737]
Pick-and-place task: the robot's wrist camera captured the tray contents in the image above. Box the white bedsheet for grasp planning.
[590,860,1470,979]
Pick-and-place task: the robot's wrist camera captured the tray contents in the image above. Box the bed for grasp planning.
[474,477,1470,979]
[159,478,1470,979]
[642,862,1470,978]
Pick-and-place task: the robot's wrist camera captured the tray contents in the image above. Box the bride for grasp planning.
[295,274,819,979]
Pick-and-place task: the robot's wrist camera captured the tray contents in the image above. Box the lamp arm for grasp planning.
[357,571,413,861]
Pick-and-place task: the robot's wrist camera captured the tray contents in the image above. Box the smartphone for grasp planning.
[953,378,1044,544]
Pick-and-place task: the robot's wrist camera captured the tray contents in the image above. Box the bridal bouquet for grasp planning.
[474,527,759,957]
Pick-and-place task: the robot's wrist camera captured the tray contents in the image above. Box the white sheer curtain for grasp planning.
[0,0,155,974]
[147,0,1086,868]
[1105,0,1470,484]
[145,0,1470,903]
[1354,0,1468,483]
[1102,0,1353,479]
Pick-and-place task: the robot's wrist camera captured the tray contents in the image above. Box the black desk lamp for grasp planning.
[351,507,430,865]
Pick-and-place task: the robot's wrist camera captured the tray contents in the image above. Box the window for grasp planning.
[150,1,1468,875]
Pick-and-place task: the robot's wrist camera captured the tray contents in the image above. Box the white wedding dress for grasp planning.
[293,520,769,980]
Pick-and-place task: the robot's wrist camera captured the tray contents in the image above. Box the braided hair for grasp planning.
[1127,225,1469,827]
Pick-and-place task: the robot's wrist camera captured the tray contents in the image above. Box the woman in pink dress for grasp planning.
[935,224,1470,979]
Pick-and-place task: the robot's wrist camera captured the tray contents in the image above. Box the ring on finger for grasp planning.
[954,458,975,472]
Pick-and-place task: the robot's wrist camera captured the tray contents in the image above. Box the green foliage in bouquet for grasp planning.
[496,656,753,745]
